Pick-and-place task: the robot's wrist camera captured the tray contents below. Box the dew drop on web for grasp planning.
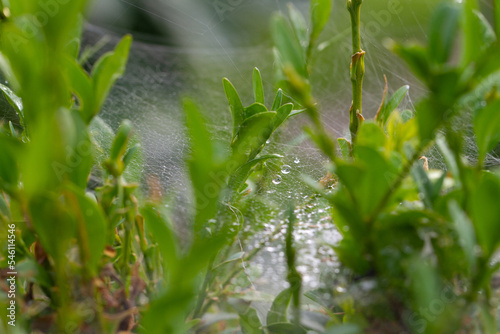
[272,175,282,184]
[281,165,291,174]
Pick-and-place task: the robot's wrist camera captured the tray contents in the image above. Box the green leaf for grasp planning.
[110,120,133,163]
[239,307,264,334]
[271,89,284,111]
[474,99,500,165]
[288,3,308,50]
[273,103,294,131]
[184,99,226,231]
[272,14,307,77]
[141,204,178,280]
[411,163,433,209]
[428,2,461,64]
[267,288,292,325]
[245,102,268,119]
[462,0,496,66]
[232,111,276,162]
[0,83,24,127]
[376,85,409,126]
[253,67,265,105]
[310,0,332,42]
[65,184,107,276]
[213,251,245,269]
[448,201,476,270]
[65,15,83,59]
[0,137,20,192]
[29,194,76,263]
[355,121,387,150]
[335,146,396,217]
[267,323,307,334]
[0,191,10,219]
[63,56,95,124]
[223,77,245,140]
[392,43,430,84]
[228,154,283,193]
[337,138,351,158]
[471,172,500,257]
[92,35,132,120]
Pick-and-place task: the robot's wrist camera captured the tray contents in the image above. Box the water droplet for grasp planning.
[281,165,291,174]
[266,139,271,144]
[294,158,300,164]
[272,175,282,184]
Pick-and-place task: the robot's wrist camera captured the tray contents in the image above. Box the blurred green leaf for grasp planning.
[288,3,308,50]
[496,0,500,38]
[184,99,225,231]
[471,172,500,257]
[392,43,430,84]
[411,163,433,209]
[65,15,83,59]
[253,67,265,105]
[462,0,496,66]
[29,194,76,263]
[355,121,386,150]
[310,0,332,42]
[0,136,20,192]
[428,3,460,64]
[141,204,178,280]
[448,201,476,270]
[239,306,264,334]
[267,323,307,334]
[474,99,500,165]
[65,184,107,276]
[324,324,363,334]
[272,14,307,77]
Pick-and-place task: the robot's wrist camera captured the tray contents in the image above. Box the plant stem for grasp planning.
[347,0,365,142]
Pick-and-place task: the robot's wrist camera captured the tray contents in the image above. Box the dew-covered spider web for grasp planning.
[78,0,500,317]
[4,0,499,325]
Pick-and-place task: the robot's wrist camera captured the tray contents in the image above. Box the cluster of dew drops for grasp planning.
[272,157,300,185]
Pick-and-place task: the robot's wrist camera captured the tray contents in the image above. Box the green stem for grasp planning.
[347,0,365,142]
